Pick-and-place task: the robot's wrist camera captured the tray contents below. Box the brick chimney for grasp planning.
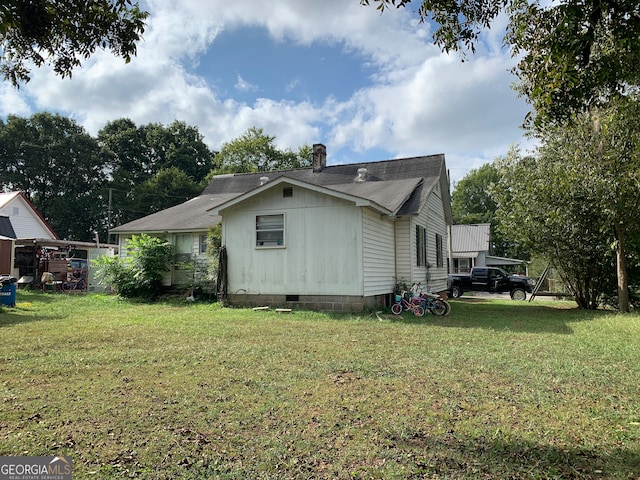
[312,143,326,173]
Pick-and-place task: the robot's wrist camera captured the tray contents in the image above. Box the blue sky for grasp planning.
[0,0,532,185]
[200,27,372,104]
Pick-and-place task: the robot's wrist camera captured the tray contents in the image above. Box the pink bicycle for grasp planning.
[391,291,425,317]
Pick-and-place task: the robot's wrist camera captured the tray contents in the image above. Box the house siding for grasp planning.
[394,183,449,293]
[0,196,55,239]
[171,232,210,287]
[394,217,412,288]
[117,232,210,287]
[222,185,364,297]
[362,208,395,297]
[422,182,448,292]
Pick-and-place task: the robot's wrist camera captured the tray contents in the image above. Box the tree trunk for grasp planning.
[615,228,630,313]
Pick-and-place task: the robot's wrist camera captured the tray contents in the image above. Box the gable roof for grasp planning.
[0,192,58,239]
[209,176,425,217]
[111,153,452,234]
[450,223,491,257]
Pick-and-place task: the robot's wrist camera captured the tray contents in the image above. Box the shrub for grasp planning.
[93,234,174,299]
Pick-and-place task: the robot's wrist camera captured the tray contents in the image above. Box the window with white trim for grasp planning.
[256,214,285,247]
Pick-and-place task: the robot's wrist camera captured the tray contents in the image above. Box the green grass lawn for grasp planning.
[1,291,639,479]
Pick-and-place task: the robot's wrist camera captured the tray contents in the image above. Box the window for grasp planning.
[416,225,427,266]
[199,234,208,254]
[256,214,284,247]
[283,187,293,198]
[436,233,444,268]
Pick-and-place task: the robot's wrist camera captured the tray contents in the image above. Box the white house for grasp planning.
[450,223,527,273]
[0,192,58,240]
[0,192,57,282]
[0,192,117,289]
[111,144,453,311]
[0,216,17,275]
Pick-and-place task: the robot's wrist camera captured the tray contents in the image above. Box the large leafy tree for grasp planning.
[361,0,640,128]
[0,112,107,241]
[131,167,202,215]
[549,95,640,312]
[494,150,615,309]
[495,96,640,311]
[452,163,499,225]
[98,119,216,226]
[451,158,526,260]
[0,0,148,85]
[214,127,312,174]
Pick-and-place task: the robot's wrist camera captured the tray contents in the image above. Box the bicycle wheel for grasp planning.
[421,300,435,315]
[61,281,71,292]
[432,299,450,316]
[412,305,425,317]
[391,302,403,315]
[441,299,451,316]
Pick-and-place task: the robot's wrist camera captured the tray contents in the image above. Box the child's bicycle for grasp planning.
[62,274,87,293]
[391,291,425,317]
[412,283,451,317]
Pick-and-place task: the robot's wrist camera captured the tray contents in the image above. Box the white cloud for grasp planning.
[234,75,258,92]
[3,0,530,185]
[0,83,32,117]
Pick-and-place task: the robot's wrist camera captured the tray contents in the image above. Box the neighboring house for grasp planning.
[0,192,57,283]
[111,144,453,311]
[0,192,58,240]
[0,216,17,275]
[450,223,527,274]
[0,192,116,290]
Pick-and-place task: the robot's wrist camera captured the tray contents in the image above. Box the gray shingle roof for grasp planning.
[111,194,230,233]
[111,154,450,234]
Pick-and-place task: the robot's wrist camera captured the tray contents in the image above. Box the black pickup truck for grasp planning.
[448,267,533,300]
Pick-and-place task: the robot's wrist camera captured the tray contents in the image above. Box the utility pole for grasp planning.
[107,188,113,244]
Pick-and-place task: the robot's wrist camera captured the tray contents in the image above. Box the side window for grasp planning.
[256,214,285,247]
[199,234,208,254]
[416,225,427,266]
[436,233,443,268]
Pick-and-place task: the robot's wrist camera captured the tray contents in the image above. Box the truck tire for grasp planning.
[450,285,463,299]
[510,288,527,301]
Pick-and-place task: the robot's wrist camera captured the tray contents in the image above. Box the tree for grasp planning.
[494,97,640,312]
[451,158,527,260]
[0,0,148,85]
[494,149,615,309]
[0,112,108,241]
[361,0,640,128]
[452,163,500,225]
[141,121,217,181]
[214,127,311,174]
[98,118,216,226]
[131,167,202,215]
[545,95,640,312]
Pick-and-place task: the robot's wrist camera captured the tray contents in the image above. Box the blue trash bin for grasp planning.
[1,276,17,307]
